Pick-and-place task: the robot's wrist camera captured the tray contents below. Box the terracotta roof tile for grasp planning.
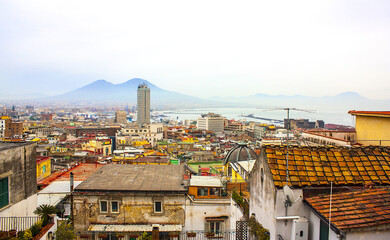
[263,145,390,188]
[305,188,390,230]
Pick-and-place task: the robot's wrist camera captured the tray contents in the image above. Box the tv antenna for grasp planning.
[257,107,315,185]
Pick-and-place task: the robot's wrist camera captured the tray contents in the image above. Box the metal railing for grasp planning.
[86,231,243,240]
[171,231,237,240]
[0,216,41,231]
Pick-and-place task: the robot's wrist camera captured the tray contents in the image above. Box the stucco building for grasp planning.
[0,141,37,217]
[249,145,390,240]
[73,164,187,239]
[349,111,390,146]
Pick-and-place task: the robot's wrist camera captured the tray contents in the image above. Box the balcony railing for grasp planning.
[0,216,41,231]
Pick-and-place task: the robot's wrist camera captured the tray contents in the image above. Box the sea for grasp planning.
[159,107,355,127]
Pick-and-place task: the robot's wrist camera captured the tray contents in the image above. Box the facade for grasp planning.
[301,130,356,146]
[137,83,151,125]
[81,138,112,155]
[36,156,52,181]
[249,145,390,240]
[184,176,244,232]
[0,116,23,139]
[348,111,390,146]
[285,119,324,130]
[114,111,127,124]
[197,113,224,133]
[116,123,163,148]
[0,142,37,217]
[73,164,187,239]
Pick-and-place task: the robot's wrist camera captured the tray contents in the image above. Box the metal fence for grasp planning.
[0,216,41,231]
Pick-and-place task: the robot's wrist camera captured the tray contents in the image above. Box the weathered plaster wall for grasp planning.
[183,197,243,231]
[249,151,277,239]
[0,142,37,214]
[73,193,186,232]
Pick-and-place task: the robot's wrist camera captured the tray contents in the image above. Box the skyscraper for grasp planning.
[137,83,150,125]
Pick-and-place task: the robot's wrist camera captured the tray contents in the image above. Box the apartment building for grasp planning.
[197,113,224,133]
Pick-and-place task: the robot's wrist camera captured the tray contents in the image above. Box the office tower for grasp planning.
[197,113,224,133]
[137,83,150,125]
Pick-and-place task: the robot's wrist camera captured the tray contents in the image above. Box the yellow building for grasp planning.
[36,156,52,180]
[81,139,112,155]
[349,111,390,146]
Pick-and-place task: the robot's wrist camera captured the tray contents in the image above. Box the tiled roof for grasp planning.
[263,145,390,188]
[304,188,390,230]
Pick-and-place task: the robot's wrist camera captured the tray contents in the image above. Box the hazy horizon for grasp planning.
[1,1,390,100]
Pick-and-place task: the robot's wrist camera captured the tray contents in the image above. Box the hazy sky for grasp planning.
[1,0,389,99]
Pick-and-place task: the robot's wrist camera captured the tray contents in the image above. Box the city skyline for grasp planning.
[1,1,390,100]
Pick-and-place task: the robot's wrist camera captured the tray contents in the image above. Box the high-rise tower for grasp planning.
[137,82,150,125]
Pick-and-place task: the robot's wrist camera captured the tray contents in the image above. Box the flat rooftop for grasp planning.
[0,141,35,151]
[75,164,186,193]
[38,163,104,187]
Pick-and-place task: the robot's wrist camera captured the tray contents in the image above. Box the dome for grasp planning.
[223,142,257,165]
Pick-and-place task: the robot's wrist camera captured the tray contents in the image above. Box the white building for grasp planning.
[197,113,224,133]
[249,145,390,240]
[116,123,163,147]
[184,176,244,233]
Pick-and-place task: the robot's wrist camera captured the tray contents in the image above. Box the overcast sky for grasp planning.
[0,0,389,99]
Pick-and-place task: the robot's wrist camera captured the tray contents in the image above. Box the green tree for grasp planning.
[55,222,75,240]
[34,204,57,226]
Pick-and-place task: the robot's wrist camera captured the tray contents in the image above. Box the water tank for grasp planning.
[291,217,308,240]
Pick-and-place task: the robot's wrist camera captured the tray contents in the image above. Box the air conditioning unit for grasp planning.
[291,217,308,240]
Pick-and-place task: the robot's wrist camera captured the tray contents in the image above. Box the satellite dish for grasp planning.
[283,185,301,208]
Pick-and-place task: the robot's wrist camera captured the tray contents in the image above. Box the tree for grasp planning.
[55,222,75,240]
[34,204,58,226]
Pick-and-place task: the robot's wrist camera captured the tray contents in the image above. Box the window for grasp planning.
[0,177,9,208]
[197,187,208,196]
[209,188,219,196]
[100,200,108,213]
[154,201,162,213]
[206,220,224,235]
[42,165,46,173]
[111,201,119,213]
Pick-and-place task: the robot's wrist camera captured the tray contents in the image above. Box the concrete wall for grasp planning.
[73,193,186,232]
[0,142,37,213]
[183,197,243,231]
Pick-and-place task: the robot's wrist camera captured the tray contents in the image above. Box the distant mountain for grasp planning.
[210,91,390,111]
[49,78,230,108]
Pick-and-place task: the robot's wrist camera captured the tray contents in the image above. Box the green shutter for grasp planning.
[0,177,9,208]
[319,220,329,240]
